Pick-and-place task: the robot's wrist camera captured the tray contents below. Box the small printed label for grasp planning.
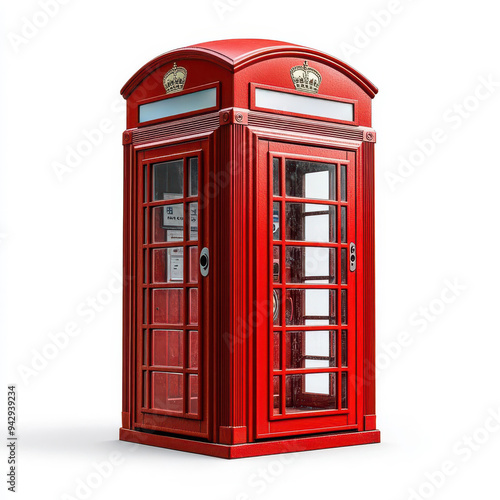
[6,385,17,493]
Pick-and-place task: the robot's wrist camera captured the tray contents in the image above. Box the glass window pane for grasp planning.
[341,206,347,243]
[340,164,347,201]
[151,371,183,413]
[142,371,148,408]
[273,246,281,283]
[189,202,198,241]
[143,330,148,365]
[341,290,348,325]
[285,289,337,325]
[305,372,329,394]
[153,160,183,201]
[341,372,348,408]
[286,331,336,369]
[151,247,183,284]
[188,331,198,369]
[255,88,354,122]
[188,246,198,284]
[285,373,337,412]
[189,157,198,196]
[139,87,217,123]
[306,329,331,359]
[152,288,183,325]
[285,203,336,242]
[273,158,280,196]
[151,329,183,368]
[273,375,281,415]
[273,331,281,370]
[285,246,336,284]
[341,330,348,367]
[331,330,337,368]
[273,202,281,240]
[304,358,329,369]
[152,205,184,243]
[188,374,199,415]
[286,160,337,200]
[188,288,198,326]
[341,248,347,284]
[273,289,281,326]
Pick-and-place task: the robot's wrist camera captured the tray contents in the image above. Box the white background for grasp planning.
[1,1,500,499]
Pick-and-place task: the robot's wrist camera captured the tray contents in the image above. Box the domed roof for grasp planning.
[121,39,378,99]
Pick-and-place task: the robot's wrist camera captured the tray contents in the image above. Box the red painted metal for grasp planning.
[120,427,380,459]
[121,39,379,458]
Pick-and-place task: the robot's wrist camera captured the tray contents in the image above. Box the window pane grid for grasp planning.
[271,156,351,416]
[140,155,201,418]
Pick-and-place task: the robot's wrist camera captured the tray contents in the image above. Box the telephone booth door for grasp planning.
[256,140,360,438]
[134,140,210,439]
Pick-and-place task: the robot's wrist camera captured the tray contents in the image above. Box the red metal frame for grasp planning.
[120,39,379,458]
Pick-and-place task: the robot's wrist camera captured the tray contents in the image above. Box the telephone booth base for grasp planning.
[120,427,380,459]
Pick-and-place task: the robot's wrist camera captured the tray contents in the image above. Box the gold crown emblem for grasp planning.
[163,63,187,94]
[290,61,322,94]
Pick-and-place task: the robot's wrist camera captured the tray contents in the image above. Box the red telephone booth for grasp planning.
[120,39,380,458]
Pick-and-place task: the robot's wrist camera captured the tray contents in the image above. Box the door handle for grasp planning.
[200,247,209,277]
[349,243,356,272]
